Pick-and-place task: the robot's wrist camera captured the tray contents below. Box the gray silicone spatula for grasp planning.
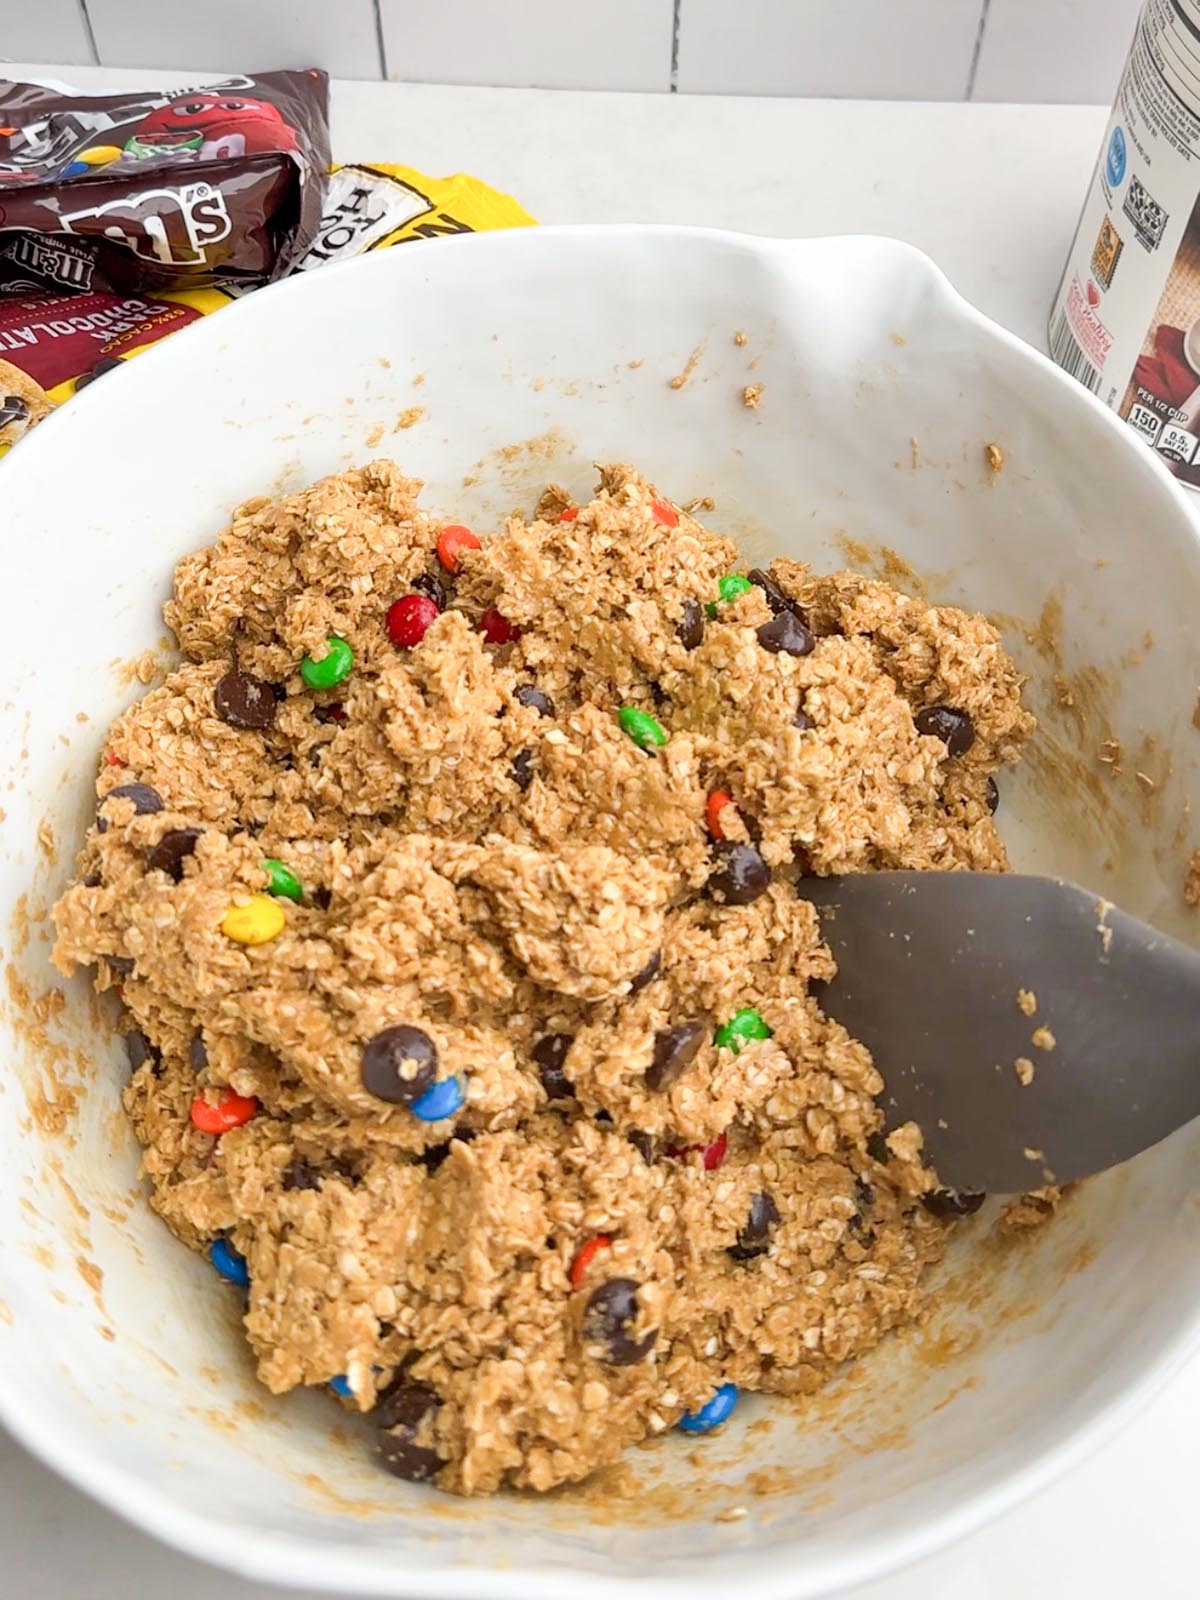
[800,873,1200,1193]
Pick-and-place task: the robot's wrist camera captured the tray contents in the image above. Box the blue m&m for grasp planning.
[411,1076,465,1122]
[678,1383,738,1434]
[209,1236,249,1288]
[330,1364,382,1398]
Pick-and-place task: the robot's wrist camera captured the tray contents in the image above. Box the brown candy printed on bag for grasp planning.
[0,70,330,295]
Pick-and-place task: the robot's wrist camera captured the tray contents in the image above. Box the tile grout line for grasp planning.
[77,0,100,65]
[670,0,682,92]
[373,0,390,80]
[965,0,992,100]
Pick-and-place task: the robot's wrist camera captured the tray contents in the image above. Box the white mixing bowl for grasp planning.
[1,227,1199,1598]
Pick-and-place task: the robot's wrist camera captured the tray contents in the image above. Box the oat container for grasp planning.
[1050,0,1200,486]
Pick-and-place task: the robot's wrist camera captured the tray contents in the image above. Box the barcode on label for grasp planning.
[1049,308,1102,393]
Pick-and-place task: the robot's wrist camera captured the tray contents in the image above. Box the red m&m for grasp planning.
[706,790,735,843]
[191,1089,259,1135]
[569,1234,613,1288]
[479,608,520,645]
[387,593,439,648]
[665,1131,728,1170]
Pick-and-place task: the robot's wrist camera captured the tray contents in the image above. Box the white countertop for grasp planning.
[3,63,1197,1600]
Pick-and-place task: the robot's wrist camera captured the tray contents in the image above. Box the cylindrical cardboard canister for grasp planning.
[1050,0,1200,488]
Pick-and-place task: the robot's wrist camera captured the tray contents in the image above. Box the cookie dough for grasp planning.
[0,357,53,447]
[53,461,1034,1494]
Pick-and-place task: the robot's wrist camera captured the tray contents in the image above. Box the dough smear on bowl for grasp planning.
[53,460,1036,1494]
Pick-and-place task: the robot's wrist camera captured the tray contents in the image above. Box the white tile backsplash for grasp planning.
[378,0,674,91]
[2,0,96,67]
[972,0,1140,104]
[85,0,384,81]
[3,0,1146,106]
[676,0,985,99]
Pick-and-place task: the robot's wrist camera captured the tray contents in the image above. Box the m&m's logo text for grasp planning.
[58,181,232,267]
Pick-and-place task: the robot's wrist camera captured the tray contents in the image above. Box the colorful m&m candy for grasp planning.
[678,1383,738,1434]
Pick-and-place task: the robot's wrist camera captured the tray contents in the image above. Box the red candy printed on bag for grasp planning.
[0,70,330,296]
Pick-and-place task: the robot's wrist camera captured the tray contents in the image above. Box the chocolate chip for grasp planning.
[108,782,162,813]
[914,704,976,757]
[421,1142,452,1174]
[729,1190,781,1260]
[848,1178,876,1240]
[646,1020,705,1092]
[514,684,555,719]
[921,1188,986,1219]
[83,871,102,888]
[97,782,163,832]
[748,568,804,619]
[794,703,813,731]
[360,1026,438,1106]
[411,570,448,610]
[313,885,333,910]
[707,842,771,906]
[188,1033,208,1071]
[146,827,202,881]
[866,1131,891,1164]
[214,671,277,731]
[313,702,346,725]
[756,610,815,657]
[0,394,29,426]
[308,747,323,767]
[124,1029,159,1074]
[628,950,662,994]
[282,1160,323,1192]
[421,1131,475,1175]
[532,1033,574,1101]
[676,598,705,650]
[373,1380,444,1482]
[73,356,123,393]
[985,774,1000,814]
[582,1278,657,1366]
[511,748,534,790]
[628,1130,655,1164]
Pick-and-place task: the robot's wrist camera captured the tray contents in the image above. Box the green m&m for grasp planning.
[262,858,303,902]
[714,1007,772,1053]
[705,573,753,619]
[300,636,354,690]
[618,705,667,750]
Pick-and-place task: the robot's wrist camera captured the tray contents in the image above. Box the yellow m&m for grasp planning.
[221,894,286,946]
